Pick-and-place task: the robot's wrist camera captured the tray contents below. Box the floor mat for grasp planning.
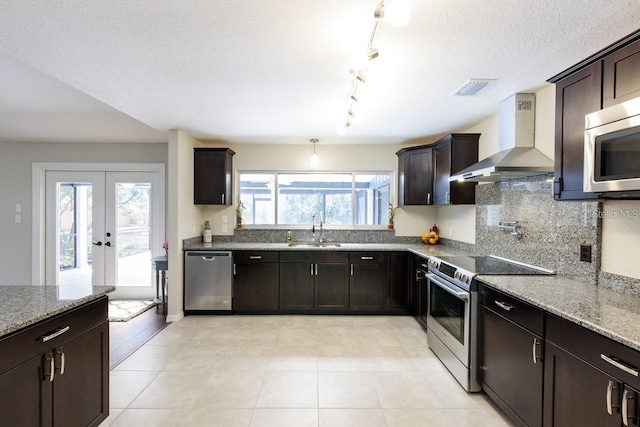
[108,300,156,322]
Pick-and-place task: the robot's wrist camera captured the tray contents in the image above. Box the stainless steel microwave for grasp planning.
[584,97,640,197]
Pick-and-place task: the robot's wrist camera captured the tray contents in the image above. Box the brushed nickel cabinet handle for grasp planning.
[361,256,374,260]
[351,264,354,276]
[532,338,542,364]
[623,388,631,426]
[601,354,640,377]
[494,301,514,312]
[55,347,65,375]
[607,380,620,415]
[249,256,262,259]
[42,326,70,343]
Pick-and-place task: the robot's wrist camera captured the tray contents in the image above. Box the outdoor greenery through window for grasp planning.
[239,172,391,226]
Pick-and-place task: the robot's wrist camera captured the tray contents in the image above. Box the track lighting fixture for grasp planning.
[310,138,320,168]
[351,69,367,83]
[335,0,410,135]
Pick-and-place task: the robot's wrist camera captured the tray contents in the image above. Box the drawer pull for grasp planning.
[42,326,70,343]
[249,256,262,260]
[601,354,640,377]
[361,256,374,260]
[607,380,620,415]
[494,301,514,312]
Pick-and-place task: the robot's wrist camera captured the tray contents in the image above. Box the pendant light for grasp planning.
[310,138,320,168]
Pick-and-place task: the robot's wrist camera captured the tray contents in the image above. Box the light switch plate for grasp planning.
[15,214,21,223]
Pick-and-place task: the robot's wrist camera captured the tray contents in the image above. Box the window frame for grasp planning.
[237,170,394,229]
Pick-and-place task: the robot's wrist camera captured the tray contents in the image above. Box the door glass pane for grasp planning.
[116,182,152,287]
[58,183,93,285]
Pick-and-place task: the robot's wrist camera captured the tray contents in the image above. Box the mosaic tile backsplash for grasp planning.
[474,173,601,281]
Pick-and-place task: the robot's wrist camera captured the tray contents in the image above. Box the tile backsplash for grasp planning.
[474,173,601,281]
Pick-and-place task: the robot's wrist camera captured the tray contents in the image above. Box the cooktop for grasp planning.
[433,255,555,276]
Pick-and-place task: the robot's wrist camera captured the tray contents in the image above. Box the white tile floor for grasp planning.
[101,315,513,427]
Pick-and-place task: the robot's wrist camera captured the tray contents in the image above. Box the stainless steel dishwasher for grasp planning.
[184,251,233,313]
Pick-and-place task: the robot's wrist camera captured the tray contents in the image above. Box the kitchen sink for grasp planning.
[287,242,341,248]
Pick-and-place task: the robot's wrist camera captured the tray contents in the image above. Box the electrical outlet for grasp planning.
[580,244,592,263]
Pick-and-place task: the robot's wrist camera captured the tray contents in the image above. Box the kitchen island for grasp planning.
[0,284,114,427]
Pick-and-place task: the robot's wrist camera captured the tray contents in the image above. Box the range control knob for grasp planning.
[454,271,461,280]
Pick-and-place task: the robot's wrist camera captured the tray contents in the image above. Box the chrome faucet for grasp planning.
[312,212,324,243]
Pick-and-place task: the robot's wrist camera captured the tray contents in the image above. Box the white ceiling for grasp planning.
[1,1,639,145]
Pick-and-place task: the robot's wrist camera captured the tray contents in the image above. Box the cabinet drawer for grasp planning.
[0,297,107,375]
[546,314,640,389]
[234,251,279,263]
[480,285,544,336]
[350,252,386,264]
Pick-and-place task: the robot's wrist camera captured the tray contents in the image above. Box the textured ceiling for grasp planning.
[1,1,640,145]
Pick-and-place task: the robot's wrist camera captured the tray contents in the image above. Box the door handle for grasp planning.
[351,264,354,276]
[607,380,620,415]
[55,347,65,375]
[532,338,542,364]
[44,352,55,382]
[104,242,112,247]
[622,388,637,427]
[92,241,102,246]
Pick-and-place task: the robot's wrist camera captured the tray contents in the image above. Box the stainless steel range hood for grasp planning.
[449,93,553,183]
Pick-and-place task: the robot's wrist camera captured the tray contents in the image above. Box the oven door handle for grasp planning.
[427,274,469,301]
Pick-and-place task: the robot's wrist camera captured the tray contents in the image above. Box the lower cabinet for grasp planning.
[350,252,386,311]
[544,341,622,427]
[0,297,109,427]
[479,284,544,427]
[544,314,640,427]
[233,251,279,312]
[387,251,411,311]
[279,251,349,312]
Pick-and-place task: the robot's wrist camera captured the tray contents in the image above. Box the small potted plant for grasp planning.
[236,198,246,229]
[388,203,398,229]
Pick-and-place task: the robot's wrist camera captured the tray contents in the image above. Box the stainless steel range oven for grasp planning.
[426,255,554,392]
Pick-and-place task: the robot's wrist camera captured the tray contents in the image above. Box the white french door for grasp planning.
[45,170,164,299]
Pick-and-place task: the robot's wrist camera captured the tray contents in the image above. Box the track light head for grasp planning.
[367,48,379,61]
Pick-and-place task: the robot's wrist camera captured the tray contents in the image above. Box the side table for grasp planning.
[151,256,168,315]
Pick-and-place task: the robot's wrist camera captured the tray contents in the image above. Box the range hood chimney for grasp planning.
[449,93,553,183]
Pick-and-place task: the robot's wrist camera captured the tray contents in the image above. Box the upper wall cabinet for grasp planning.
[603,38,640,108]
[549,30,640,201]
[194,148,235,205]
[433,133,479,205]
[397,145,434,205]
[397,133,479,206]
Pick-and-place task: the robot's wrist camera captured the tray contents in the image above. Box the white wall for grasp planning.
[601,200,640,278]
[0,141,167,285]
[194,142,436,237]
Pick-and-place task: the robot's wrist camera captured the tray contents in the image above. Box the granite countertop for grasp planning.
[0,285,115,339]
[183,241,471,258]
[478,274,640,352]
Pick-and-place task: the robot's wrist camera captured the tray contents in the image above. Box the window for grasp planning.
[239,172,391,226]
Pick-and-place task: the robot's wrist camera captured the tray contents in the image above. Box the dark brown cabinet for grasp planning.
[0,297,109,427]
[279,251,349,312]
[233,251,279,312]
[479,285,544,427]
[544,314,640,427]
[549,30,640,201]
[551,62,602,201]
[604,38,640,108]
[387,251,411,311]
[433,134,479,205]
[194,148,235,205]
[397,146,434,205]
[350,252,386,311]
[415,259,428,328]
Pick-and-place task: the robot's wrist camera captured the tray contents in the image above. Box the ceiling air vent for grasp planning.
[451,79,496,97]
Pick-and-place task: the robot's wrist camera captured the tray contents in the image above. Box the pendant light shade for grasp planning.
[310,138,320,167]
